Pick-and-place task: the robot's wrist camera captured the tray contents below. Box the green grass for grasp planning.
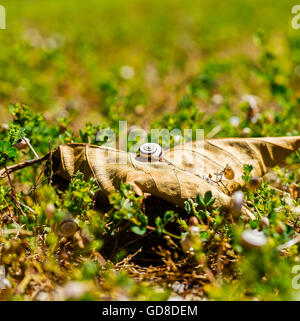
[0,0,299,301]
[0,0,298,128]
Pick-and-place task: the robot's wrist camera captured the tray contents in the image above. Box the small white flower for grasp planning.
[242,127,251,136]
[174,135,183,144]
[172,281,185,294]
[45,37,58,50]
[242,94,258,109]
[189,226,200,235]
[259,216,270,228]
[229,116,240,127]
[284,195,294,208]
[120,65,135,80]
[1,278,11,289]
[211,94,223,105]
[35,291,49,301]
[55,281,91,300]
[293,206,300,215]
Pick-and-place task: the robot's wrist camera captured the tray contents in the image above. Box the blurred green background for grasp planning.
[0,0,299,131]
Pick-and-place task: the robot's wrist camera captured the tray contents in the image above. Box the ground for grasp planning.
[0,0,299,301]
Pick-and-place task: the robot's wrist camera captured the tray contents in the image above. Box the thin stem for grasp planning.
[4,164,25,216]
[24,138,39,159]
[4,165,16,196]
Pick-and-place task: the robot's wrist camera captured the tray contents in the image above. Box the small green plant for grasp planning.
[0,140,18,168]
[109,183,148,236]
[242,164,254,183]
[62,171,100,216]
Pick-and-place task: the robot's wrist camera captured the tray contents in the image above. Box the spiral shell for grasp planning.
[139,143,163,159]
[241,229,267,248]
[57,218,78,237]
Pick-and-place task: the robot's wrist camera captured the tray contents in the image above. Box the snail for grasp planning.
[138,142,163,160]
[14,138,28,150]
[241,229,267,249]
[56,216,78,237]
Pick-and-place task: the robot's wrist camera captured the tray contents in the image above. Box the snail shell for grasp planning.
[139,143,163,159]
[57,218,78,237]
[14,138,28,150]
[241,229,267,248]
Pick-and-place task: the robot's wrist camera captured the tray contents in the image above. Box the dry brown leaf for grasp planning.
[1,136,299,219]
[51,136,300,216]
[164,136,300,194]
